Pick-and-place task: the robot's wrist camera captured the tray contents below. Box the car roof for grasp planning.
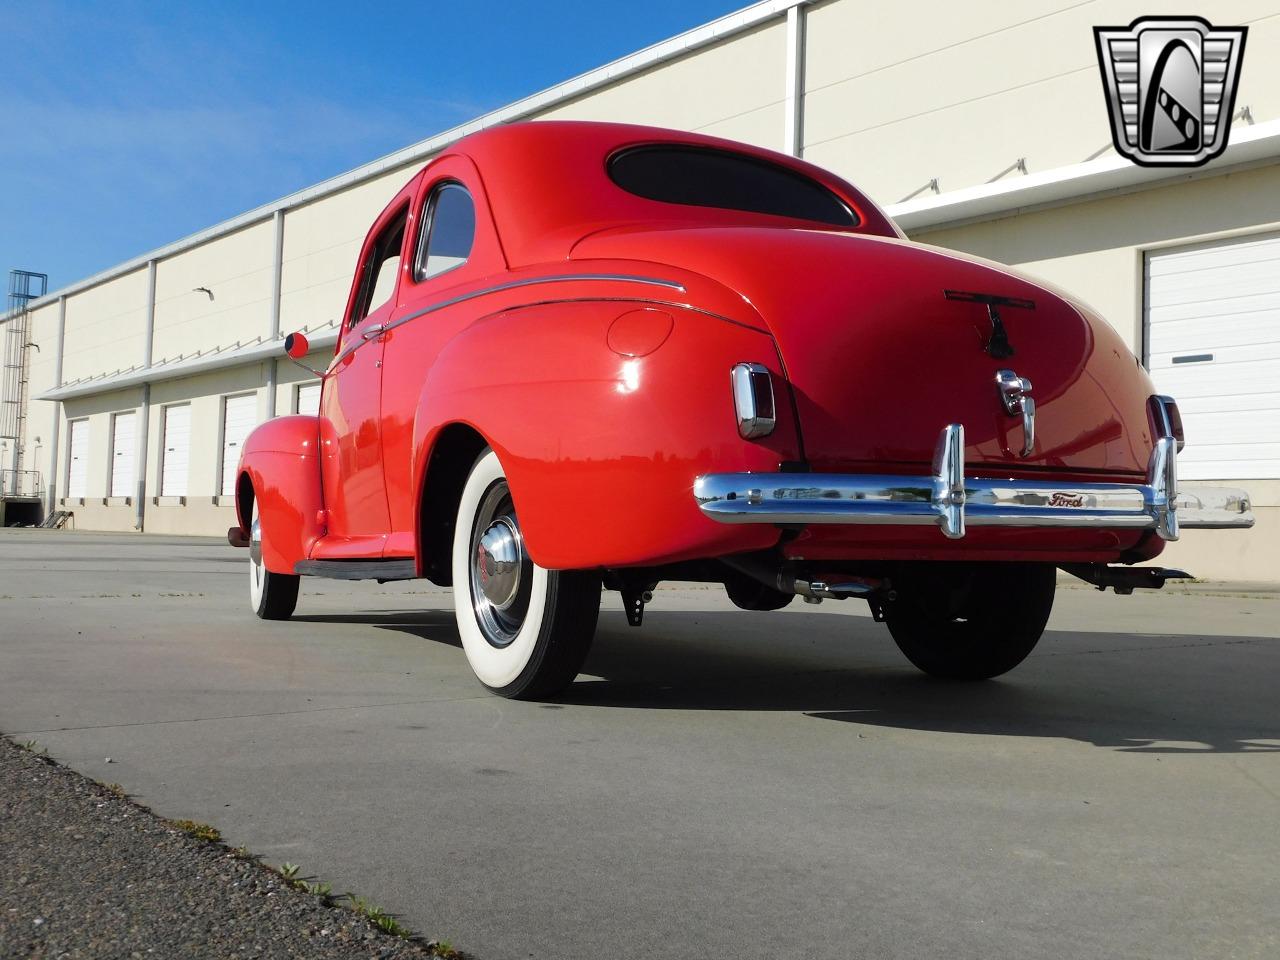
[440,120,899,266]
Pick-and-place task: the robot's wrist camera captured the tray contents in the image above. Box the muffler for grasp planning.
[722,555,891,605]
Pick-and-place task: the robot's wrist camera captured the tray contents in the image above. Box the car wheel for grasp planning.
[883,562,1055,680]
[248,496,299,620]
[452,449,600,699]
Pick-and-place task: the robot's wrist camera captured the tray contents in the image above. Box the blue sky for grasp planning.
[1,0,745,291]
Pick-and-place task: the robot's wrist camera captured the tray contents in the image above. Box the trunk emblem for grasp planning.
[944,290,1035,359]
[995,369,1036,458]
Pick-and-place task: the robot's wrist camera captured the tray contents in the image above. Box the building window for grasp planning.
[66,418,89,499]
[295,381,321,416]
[220,394,257,496]
[160,404,191,498]
[109,411,137,498]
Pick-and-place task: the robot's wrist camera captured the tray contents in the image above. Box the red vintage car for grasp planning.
[230,121,1253,697]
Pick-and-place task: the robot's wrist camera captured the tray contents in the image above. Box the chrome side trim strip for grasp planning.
[392,274,686,334]
[330,273,685,367]
[472,296,768,335]
[694,423,1255,539]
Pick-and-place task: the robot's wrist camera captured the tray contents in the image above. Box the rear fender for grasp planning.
[411,300,801,570]
[236,415,324,574]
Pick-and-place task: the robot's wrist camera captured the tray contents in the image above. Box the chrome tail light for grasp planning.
[731,363,776,439]
[1148,395,1185,452]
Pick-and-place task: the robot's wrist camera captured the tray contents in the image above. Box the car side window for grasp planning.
[350,206,407,327]
[415,182,475,282]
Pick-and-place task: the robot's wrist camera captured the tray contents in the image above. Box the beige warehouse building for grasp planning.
[4,0,1277,579]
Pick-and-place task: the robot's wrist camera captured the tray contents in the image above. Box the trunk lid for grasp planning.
[574,226,1156,477]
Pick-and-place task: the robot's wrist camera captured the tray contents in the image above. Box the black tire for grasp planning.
[452,449,600,699]
[884,562,1055,680]
[253,568,300,620]
[249,497,300,621]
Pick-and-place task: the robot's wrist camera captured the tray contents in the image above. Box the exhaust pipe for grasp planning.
[793,579,875,601]
[722,555,891,604]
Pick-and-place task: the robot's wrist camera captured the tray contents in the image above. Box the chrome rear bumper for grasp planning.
[694,424,1253,541]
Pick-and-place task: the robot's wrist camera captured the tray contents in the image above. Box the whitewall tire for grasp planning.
[249,496,300,620]
[452,449,599,699]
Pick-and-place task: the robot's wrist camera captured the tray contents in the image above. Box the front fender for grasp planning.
[412,300,801,569]
[236,415,324,574]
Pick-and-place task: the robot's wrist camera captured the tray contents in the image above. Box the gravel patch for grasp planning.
[0,737,456,959]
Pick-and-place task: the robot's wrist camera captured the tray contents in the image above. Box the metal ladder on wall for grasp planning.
[1,269,48,483]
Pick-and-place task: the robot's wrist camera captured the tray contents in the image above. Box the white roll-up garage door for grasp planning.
[296,381,321,416]
[66,419,89,499]
[221,394,257,496]
[161,404,191,497]
[1146,232,1280,480]
[110,411,136,498]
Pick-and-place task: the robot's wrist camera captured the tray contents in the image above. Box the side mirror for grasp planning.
[283,331,326,378]
[284,331,310,359]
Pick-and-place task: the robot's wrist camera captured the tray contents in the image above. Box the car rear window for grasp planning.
[607,145,857,227]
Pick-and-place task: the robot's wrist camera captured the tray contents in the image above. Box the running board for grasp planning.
[294,558,417,581]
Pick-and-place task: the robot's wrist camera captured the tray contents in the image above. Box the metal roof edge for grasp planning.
[887,118,1280,232]
[39,329,340,402]
[25,0,805,313]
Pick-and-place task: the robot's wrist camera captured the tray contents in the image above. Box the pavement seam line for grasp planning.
[10,694,493,735]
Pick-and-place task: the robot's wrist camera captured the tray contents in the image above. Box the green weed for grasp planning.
[171,818,221,842]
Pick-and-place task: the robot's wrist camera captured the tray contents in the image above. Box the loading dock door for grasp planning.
[221,394,257,496]
[161,404,191,497]
[1146,233,1280,480]
[110,411,136,498]
[66,419,89,499]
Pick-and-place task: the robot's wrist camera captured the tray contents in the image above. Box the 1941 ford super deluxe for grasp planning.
[229,121,1253,698]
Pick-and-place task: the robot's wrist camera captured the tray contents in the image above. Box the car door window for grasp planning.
[350,206,407,326]
[415,183,475,281]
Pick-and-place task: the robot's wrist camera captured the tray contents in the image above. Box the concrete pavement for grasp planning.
[1,528,1277,959]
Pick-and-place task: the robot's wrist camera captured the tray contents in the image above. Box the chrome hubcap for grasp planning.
[249,513,263,567]
[249,504,265,603]
[468,482,532,648]
[476,518,521,607]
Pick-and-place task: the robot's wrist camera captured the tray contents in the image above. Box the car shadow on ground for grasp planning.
[293,610,463,647]
[306,605,1279,754]
[571,610,1280,755]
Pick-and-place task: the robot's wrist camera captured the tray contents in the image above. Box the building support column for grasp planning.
[134,260,156,531]
[783,2,807,158]
[265,209,285,419]
[46,296,66,515]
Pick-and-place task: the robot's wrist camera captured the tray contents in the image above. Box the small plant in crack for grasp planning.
[271,861,457,948]
[171,819,221,843]
[275,863,333,901]
[348,897,412,938]
[20,739,46,755]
